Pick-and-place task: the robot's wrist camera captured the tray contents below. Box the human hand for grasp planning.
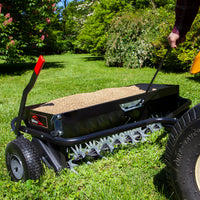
[167,32,186,48]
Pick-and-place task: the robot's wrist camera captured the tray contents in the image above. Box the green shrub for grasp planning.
[105,9,171,69]
[76,0,134,56]
[105,13,149,68]
[129,0,176,9]
[41,30,74,54]
[105,7,200,72]
[154,0,175,9]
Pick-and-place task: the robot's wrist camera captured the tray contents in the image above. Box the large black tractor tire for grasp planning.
[165,103,200,200]
[5,136,43,182]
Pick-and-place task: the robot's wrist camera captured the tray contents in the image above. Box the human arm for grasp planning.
[168,0,200,48]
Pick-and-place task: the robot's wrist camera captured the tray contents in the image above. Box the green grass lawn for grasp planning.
[0,53,200,199]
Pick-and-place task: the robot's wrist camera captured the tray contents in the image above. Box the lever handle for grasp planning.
[14,55,45,135]
[34,55,45,75]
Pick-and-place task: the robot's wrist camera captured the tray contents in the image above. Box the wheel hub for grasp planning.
[10,155,24,180]
[195,155,200,191]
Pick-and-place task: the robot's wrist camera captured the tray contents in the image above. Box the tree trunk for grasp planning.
[64,0,68,8]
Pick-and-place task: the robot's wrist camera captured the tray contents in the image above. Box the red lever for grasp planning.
[34,55,45,75]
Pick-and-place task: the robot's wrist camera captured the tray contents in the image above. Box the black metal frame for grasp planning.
[11,54,191,172]
[30,117,178,172]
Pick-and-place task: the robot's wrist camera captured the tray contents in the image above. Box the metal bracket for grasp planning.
[120,99,143,112]
[51,114,64,137]
[31,138,66,172]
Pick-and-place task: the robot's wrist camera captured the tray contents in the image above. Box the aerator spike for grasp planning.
[110,133,126,146]
[85,141,101,157]
[67,159,78,174]
[87,161,92,165]
[149,123,162,132]
[97,137,114,153]
[71,144,86,160]
[140,130,150,142]
[124,130,140,144]
[67,123,163,172]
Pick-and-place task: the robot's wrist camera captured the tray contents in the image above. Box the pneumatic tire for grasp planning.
[165,103,200,200]
[5,136,43,182]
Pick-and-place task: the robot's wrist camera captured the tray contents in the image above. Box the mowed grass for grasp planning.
[0,53,200,199]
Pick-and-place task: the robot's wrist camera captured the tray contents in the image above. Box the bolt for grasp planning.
[57,131,63,136]
[57,115,62,120]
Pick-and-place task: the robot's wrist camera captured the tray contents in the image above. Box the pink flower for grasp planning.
[9,36,13,40]
[3,17,12,26]
[45,18,51,24]
[6,40,15,49]
[7,17,13,23]
[40,35,45,41]
[0,4,2,14]
[10,40,15,45]
[39,29,43,33]
[52,3,56,12]
[5,13,10,19]
[3,20,8,26]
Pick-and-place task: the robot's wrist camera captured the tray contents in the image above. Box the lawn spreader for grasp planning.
[5,50,191,182]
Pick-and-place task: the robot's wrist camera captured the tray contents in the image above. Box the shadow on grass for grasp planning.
[83,56,104,61]
[151,130,176,199]
[153,167,176,200]
[0,62,64,76]
[186,75,200,83]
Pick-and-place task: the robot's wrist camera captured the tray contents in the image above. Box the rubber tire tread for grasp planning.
[5,136,43,181]
[165,103,200,200]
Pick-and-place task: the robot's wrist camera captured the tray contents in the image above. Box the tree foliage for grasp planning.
[73,0,176,56]
[0,0,58,63]
[75,0,133,55]
[60,0,93,53]
[1,0,197,72]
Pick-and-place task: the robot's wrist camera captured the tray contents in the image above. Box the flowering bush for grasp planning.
[105,10,162,68]
[105,6,200,72]
[76,0,133,56]
[0,0,58,63]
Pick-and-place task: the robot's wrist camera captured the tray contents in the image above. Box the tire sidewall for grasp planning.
[170,120,200,199]
[6,141,29,182]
